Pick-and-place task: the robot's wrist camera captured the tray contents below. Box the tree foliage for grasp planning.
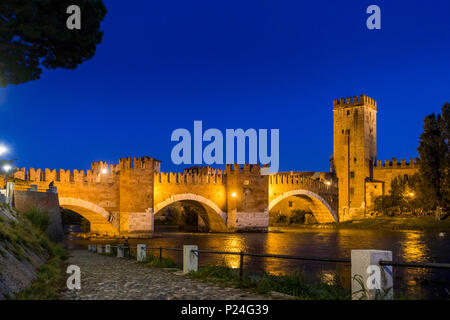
[374,103,450,216]
[417,103,450,210]
[0,0,107,87]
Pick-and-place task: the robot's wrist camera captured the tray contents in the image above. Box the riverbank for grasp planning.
[270,216,450,232]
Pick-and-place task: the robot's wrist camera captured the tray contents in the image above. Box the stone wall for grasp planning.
[13,190,64,242]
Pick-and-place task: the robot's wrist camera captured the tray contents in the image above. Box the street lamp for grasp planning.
[231,192,237,198]
[3,164,11,172]
[0,145,8,156]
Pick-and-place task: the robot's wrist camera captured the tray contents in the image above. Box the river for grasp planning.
[65,226,450,299]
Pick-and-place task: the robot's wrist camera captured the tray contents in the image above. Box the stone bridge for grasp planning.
[13,156,338,237]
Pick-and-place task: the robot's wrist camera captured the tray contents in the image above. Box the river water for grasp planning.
[65,226,450,299]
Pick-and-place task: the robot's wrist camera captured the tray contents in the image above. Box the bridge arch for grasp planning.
[59,197,119,236]
[269,189,338,223]
[154,193,227,232]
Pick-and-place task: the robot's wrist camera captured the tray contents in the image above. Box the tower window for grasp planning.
[404,174,408,181]
[354,157,357,163]
[347,110,350,116]
[288,201,293,208]
[350,171,355,179]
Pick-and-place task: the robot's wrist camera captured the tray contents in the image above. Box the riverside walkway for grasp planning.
[62,250,271,300]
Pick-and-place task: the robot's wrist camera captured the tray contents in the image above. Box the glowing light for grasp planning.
[325,181,331,186]
[231,192,237,198]
[3,164,11,172]
[0,145,8,156]
[101,168,108,174]
[409,192,414,197]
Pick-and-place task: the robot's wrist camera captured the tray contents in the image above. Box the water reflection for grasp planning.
[66,227,450,299]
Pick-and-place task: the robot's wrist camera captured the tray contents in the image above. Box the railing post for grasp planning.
[97,244,103,253]
[117,244,124,258]
[239,251,244,281]
[88,244,92,251]
[159,246,162,263]
[137,244,146,262]
[183,245,198,274]
[92,244,96,252]
[105,244,111,254]
[351,250,393,300]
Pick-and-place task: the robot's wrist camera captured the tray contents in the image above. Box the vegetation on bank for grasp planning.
[374,103,449,218]
[330,217,450,232]
[187,264,349,300]
[14,243,68,300]
[0,204,68,300]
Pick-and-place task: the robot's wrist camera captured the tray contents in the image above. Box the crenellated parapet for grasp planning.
[269,173,337,192]
[13,166,120,184]
[333,94,377,110]
[155,171,226,185]
[372,158,419,170]
[226,163,264,174]
[118,156,161,171]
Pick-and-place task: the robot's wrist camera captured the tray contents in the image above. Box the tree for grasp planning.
[0,0,107,87]
[439,103,450,209]
[417,104,449,211]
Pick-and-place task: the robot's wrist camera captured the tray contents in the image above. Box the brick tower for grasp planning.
[333,95,377,221]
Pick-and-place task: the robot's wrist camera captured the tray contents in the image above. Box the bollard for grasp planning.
[183,245,198,274]
[351,250,393,300]
[137,244,146,262]
[117,244,124,258]
[105,244,111,254]
[88,244,92,251]
[97,244,103,253]
[92,244,96,252]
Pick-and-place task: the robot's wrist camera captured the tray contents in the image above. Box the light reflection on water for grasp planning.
[66,226,450,299]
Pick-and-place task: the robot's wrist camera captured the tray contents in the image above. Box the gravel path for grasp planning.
[62,250,272,300]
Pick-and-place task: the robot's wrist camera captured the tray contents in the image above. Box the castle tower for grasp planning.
[333,95,377,221]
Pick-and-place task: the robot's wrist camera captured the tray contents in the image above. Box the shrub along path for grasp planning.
[62,250,271,300]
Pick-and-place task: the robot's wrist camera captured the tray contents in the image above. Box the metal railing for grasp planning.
[88,243,450,299]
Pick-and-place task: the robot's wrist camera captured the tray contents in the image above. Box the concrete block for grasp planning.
[183,245,198,274]
[117,244,124,258]
[137,244,146,262]
[97,244,103,253]
[351,250,393,300]
[105,244,111,253]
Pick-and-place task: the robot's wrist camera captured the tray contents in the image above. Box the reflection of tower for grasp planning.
[333,95,377,221]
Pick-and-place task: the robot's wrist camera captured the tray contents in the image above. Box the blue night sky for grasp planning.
[0,0,449,173]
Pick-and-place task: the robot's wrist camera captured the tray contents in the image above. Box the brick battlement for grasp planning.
[333,94,377,110]
[13,156,162,184]
[225,164,265,174]
[13,167,120,184]
[269,173,336,192]
[372,158,419,170]
[155,171,226,185]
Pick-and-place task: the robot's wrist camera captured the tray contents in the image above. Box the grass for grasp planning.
[145,254,178,268]
[0,205,68,300]
[187,264,350,299]
[329,216,450,231]
[14,243,68,300]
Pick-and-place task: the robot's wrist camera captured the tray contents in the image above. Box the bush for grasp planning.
[24,208,50,233]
